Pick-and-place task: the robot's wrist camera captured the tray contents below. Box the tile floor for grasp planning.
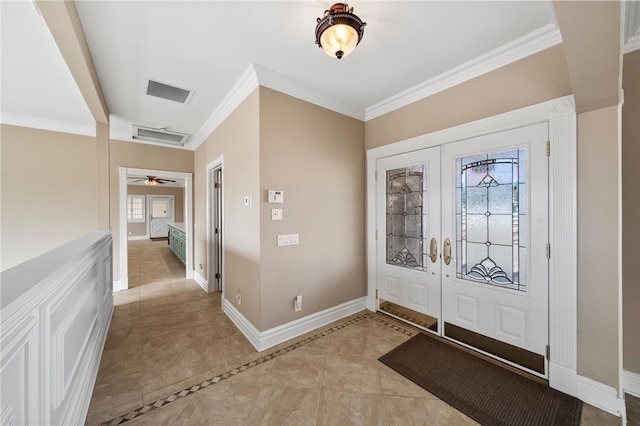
[86,239,622,425]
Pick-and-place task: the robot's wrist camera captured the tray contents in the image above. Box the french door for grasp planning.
[377,123,549,375]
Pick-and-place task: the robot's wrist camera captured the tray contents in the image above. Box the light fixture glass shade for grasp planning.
[319,23,359,59]
[315,3,366,59]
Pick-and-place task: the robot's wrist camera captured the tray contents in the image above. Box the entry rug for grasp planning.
[378,333,582,426]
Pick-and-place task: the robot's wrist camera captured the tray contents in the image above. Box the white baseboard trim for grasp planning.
[577,375,623,416]
[193,271,208,292]
[127,235,148,241]
[549,361,578,397]
[223,297,367,352]
[623,369,640,398]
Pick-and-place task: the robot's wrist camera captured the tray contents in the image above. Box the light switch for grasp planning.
[271,208,283,220]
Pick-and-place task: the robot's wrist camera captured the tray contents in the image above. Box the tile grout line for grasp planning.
[102,311,415,425]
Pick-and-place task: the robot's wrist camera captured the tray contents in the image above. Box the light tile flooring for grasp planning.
[86,239,621,425]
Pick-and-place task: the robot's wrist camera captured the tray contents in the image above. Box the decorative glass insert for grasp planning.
[456,149,527,291]
[386,165,428,271]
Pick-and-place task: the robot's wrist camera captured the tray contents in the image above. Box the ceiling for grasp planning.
[1,1,639,152]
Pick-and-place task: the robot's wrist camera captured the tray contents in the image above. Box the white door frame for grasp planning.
[118,167,194,290]
[366,95,577,395]
[206,156,225,295]
[147,194,175,238]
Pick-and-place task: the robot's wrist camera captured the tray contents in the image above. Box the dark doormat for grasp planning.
[378,333,582,426]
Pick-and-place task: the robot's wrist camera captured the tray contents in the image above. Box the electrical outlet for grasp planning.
[295,295,302,312]
[277,234,299,246]
[236,292,242,305]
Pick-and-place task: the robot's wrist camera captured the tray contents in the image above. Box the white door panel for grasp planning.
[441,122,549,356]
[377,147,441,326]
[149,196,174,238]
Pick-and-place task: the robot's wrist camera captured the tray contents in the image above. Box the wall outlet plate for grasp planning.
[277,234,299,246]
[271,208,283,220]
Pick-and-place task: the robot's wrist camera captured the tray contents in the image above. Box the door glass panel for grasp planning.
[456,148,527,291]
[386,165,428,271]
[152,199,171,218]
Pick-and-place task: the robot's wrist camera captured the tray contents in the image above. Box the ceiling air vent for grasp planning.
[132,125,190,146]
[145,79,194,104]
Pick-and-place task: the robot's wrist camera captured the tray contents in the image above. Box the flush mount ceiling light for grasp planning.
[315,3,366,59]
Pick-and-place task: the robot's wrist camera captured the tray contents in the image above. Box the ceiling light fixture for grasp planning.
[144,178,157,186]
[315,3,366,59]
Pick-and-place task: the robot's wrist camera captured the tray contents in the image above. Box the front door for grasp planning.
[149,195,174,238]
[377,122,549,376]
[377,148,442,331]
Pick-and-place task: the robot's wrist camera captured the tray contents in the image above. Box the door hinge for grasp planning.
[214,182,220,189]
[375,170,378,181]
[375,230,378,240]
[215,273,221,280]
[215,228,219,234]
[375,289,378,299]
[546,344,550,360]
[546,243,551,259]
[546,141,551,157]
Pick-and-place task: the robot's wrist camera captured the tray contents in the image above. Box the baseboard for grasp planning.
[577,375,623,416]
[193,271,208,292]
[623,369,640,398]
[223,297,367,352]
[127,235,148,241]
[549,361,577,396]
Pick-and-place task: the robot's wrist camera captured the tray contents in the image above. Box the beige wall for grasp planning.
[1,124,98,271]
[193,90,261,327]
[576,105,621,388]
[110,140,193,282]
[126,185,185,237]
[258,87,366,330]
[622,50,640,375]
[365,45,572,149]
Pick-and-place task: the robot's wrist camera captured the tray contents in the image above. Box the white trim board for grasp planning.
[0,113,96,137]
[193,270,207,293]
[577,375,625,417]
[624,369,640,398]
[222,297,367,352]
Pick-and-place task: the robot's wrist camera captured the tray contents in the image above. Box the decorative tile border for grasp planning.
[103,311,414,425]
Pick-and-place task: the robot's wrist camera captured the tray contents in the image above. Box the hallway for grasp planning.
[86,240,620,425]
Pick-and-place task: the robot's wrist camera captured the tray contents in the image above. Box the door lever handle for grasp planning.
[443,238,452,265]
[429,238,438,263]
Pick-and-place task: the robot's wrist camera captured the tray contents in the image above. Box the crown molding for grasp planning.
[0,113,95,137]
[252,63,365,121]
[624,1,640,54]
[185,64,259,151]
[184,24,565,149]
[364,24,563,121]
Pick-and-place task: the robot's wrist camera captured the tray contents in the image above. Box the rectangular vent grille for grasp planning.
[132,125,189,146]
[146,79,193,104]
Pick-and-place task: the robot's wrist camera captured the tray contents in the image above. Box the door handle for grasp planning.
[443,238,452,265]
[429,238,438,263]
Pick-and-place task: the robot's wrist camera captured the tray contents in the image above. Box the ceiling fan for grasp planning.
[129,175,176,186]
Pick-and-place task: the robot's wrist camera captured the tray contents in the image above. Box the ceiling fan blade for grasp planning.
[156,179,176,183]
